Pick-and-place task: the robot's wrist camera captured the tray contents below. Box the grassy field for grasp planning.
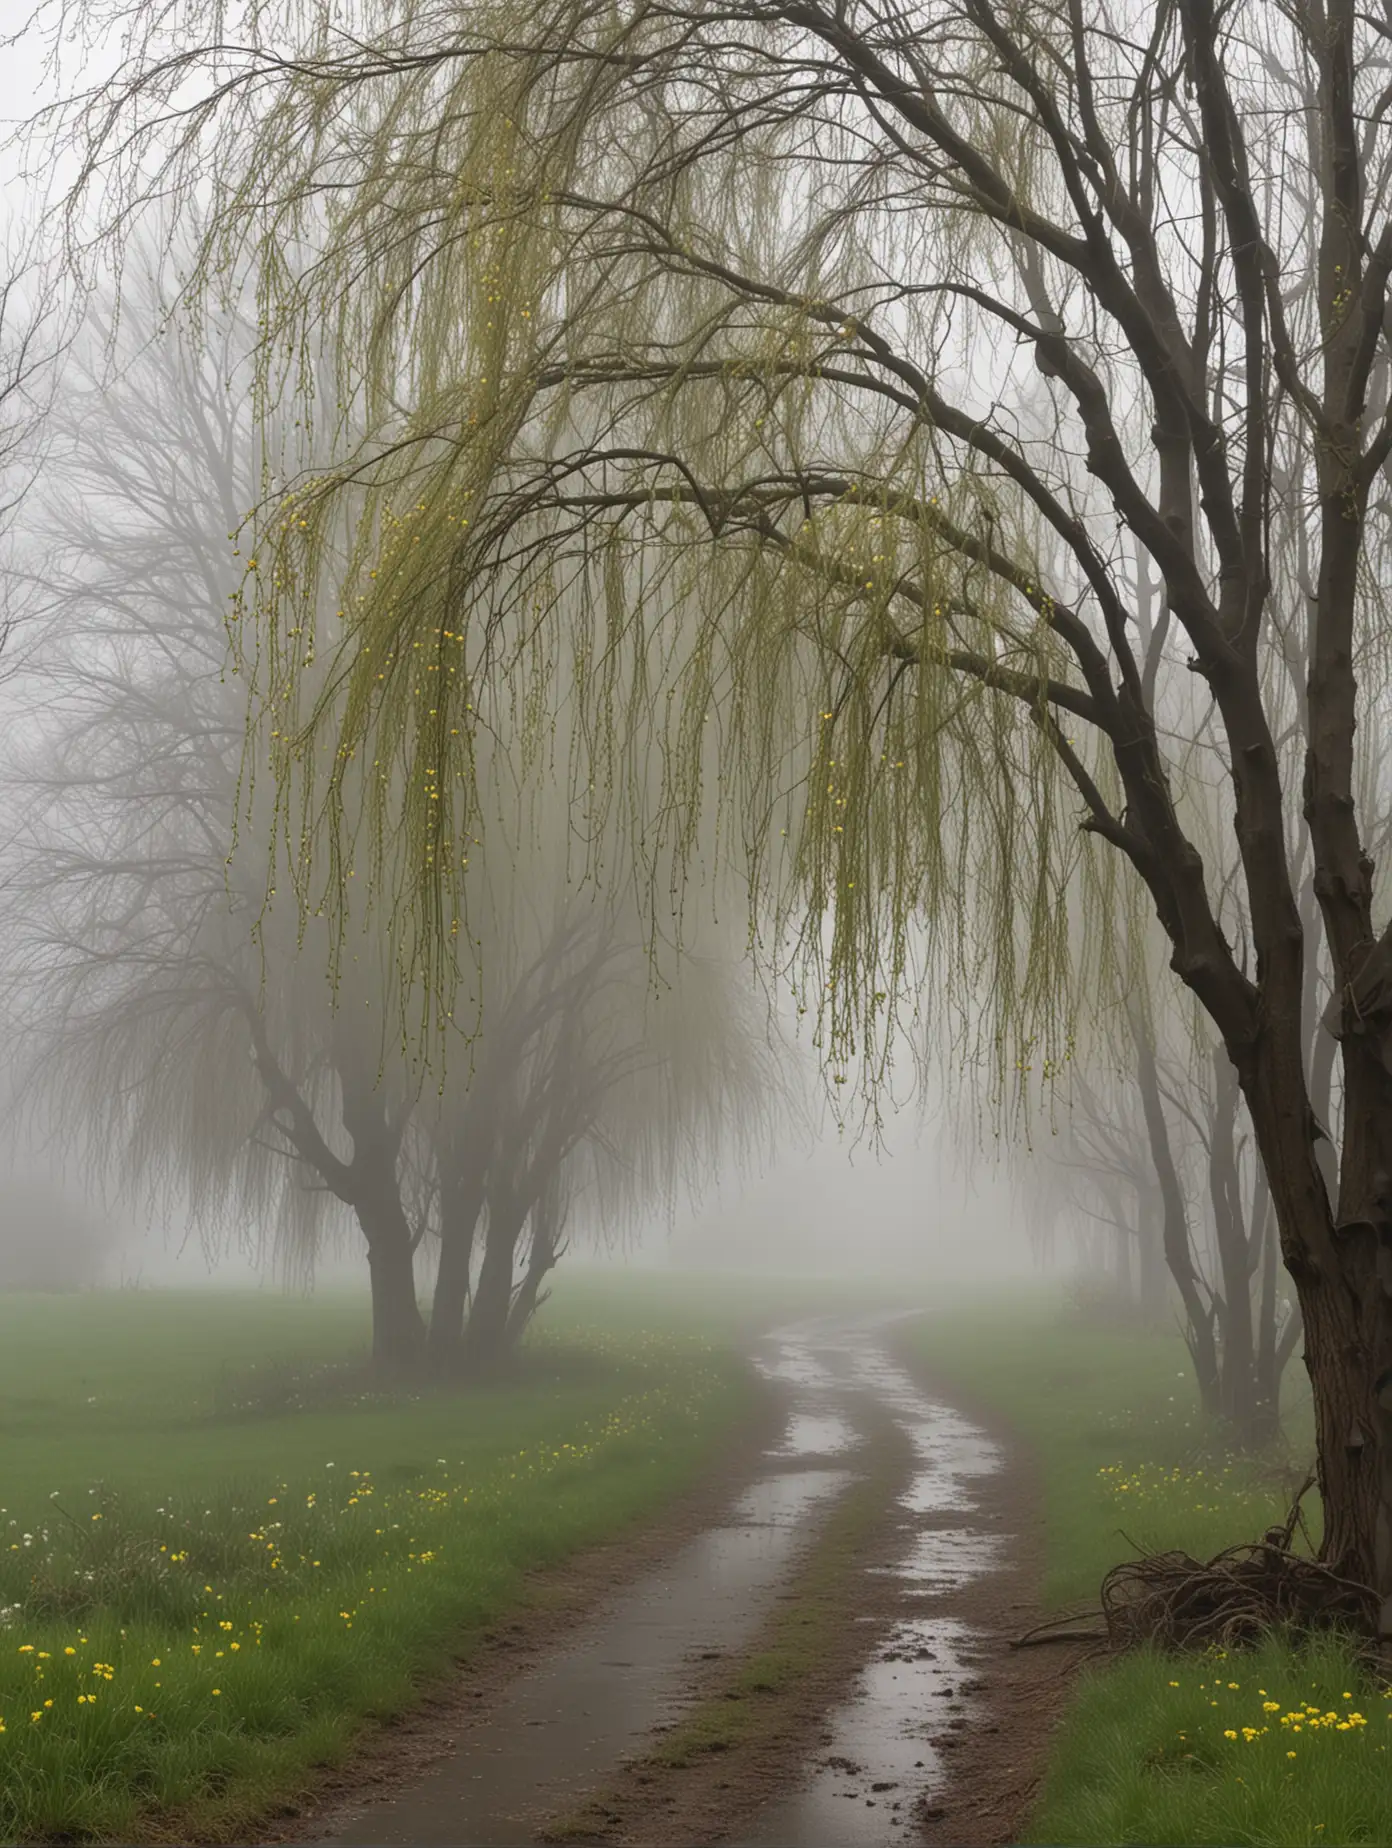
[19,1272,1378,1845]
[909,1296,1392,1847]
[0,1277,770,1844]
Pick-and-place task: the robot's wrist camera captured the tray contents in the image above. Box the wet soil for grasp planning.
[890,1329,1092,1846]
[542,1316,1087,1848]
[252,1312,1086,1848]
[539,1411,917,1845]
[253,1374,792,1845]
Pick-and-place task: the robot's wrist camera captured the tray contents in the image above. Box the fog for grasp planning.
[667,1123,1029,1281]
[6,6,1392,1844]
[0,1095,1039,1294]
[0,1,1284,1378]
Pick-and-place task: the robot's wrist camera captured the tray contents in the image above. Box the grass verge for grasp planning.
[907,1294,1392,1847]
[0,1286,753,1844]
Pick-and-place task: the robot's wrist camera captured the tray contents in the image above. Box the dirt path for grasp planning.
[551,1313,1079,1847]
[258,1311,1080,1848]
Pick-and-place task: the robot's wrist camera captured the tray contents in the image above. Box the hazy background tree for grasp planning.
[0,281,797,1376]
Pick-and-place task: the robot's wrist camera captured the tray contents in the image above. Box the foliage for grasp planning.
[35,0,1392,1582]
[0,282,800,1371]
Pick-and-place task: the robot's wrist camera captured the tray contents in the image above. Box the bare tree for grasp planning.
[1034,1004,1303,1444]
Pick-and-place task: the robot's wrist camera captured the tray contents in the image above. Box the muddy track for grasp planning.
[253,1375,793,1846]
[255,1312,1083,1848]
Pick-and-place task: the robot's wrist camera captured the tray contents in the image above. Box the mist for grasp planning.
[0,2,1374,1841]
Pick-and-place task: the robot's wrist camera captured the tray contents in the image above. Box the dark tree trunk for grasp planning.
[505,1181,563,1348]
[337,1049,426,1381]
[460,1194,525,1377]
[427,1167,485,1379]
[1208,1048,1262,1444]
[1134,1016,1221,1413]
[356,1188,427,1380]
[1252,1171,1282,1445]
[1233,1009,1392,1625]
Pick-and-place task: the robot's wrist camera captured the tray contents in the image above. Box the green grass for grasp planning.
[1031,1635,1392,1848]
[908,1293,1314,1608]
[906,1294,1392,1847]
[0,1280,759,1843]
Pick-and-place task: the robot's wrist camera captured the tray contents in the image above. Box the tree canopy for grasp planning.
[33,0,1392,1612]
[2,277,798,1371]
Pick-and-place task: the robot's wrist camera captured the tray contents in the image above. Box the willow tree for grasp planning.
[42,0,1392,1618]
[2,277,789,1378]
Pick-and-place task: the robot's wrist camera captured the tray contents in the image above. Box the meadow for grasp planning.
[910,1298,1392,1847]
[9,1274,1377,1847]
[0,1278,767,1843]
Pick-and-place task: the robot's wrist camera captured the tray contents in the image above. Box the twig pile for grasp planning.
[1102,1473,1377,1655]
[1100,1544,1375,1654]
[1011,1474,1382,1661]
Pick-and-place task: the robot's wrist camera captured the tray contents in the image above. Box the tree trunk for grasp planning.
[505,1180,563,1349]
[356,1188,427,1380]
[1208,1048,1261,1443]
[336,1048,426,1381]
[460,1196,524,1377]
[1251,1169,1284,1446]
[1137,1184,1168,1320]
[1134,1016,1221,1413]
[1237,1029,1392,1629]
[427,1168,485,1379]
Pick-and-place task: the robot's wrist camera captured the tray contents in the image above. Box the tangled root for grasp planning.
[1014,1474,1381,1660]
[1101,1552,1375,1656]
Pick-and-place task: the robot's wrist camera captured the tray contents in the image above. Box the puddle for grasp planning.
[738,1316,1010,1846]
[868,1527,1005,1588]
[752,1324,841,1391]
[322,1453,851,1841]
[769,1410,862,1459]
[734,1617,984,1844]
[728,1468,852,1529]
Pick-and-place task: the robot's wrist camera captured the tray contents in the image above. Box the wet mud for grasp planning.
[733,1319,1008,1846]
[319,1470,851,1844]
[286,1311,1058,1848]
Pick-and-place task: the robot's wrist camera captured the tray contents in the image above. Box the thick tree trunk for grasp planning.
[1208,1049,1262,1444]
[1293,1245,1392,1617]
[337,1049,426,1382]
[1253,1173,1282,1445]
[427,1215,475,1377]
[427,1170,485,1379]
[356,1189,427,1380]
[1237,1031,1392,1629]
[460,1196,525,1377]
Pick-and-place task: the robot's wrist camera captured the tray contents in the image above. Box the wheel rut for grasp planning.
[271,1310,1063,1848]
